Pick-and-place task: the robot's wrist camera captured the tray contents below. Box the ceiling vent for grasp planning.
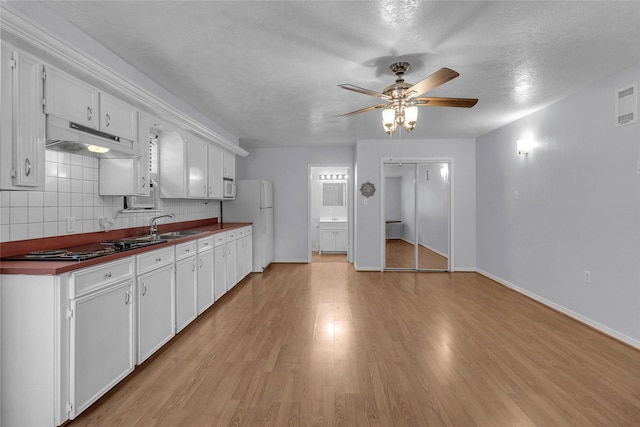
[615,83,637,127]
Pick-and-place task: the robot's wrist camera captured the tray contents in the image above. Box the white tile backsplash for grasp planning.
[0,149,220,242]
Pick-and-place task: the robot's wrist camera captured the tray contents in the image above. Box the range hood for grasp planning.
[46,115,138,158]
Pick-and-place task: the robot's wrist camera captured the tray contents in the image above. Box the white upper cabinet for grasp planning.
[44,65,138,143]
[208,144,224,199]
[99,91,137,142]
[44,65,99,128]
[223,150,235,180]
[0,43,46,190]
[187,134,208,198]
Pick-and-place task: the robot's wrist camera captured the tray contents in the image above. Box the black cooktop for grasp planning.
[3,239,162,261]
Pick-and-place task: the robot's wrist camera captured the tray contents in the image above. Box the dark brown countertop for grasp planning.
[0,219,251,276]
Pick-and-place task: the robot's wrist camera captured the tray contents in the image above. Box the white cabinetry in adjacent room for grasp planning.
[213,232,227,301]
[186,134,209,198]
[319,221,348,254]
[0,42,46,190]
[136,246,175,364]
[197,236,215,314]
[68,257,135,419]
[175,240,197,332]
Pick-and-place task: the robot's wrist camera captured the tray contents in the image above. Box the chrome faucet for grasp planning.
[149,213,175,235]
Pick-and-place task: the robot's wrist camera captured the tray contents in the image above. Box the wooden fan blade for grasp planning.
[338,84,390,99]
[338,103,388,117]
[415,97,478,108]
[406,68,459,97]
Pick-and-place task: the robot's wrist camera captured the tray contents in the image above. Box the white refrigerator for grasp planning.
[223,180,274,272]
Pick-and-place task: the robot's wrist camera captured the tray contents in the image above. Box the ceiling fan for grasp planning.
[338,62,478,134]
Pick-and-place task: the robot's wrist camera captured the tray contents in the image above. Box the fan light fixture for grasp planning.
[381,105,418,135]
[338,62,478,136]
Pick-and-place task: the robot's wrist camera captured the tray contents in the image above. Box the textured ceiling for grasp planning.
[38,1,640,149]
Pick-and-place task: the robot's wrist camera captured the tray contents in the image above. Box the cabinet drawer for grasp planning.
[198,236,214,252]
[70,257,134,298]
[213,232,226,247]
[236,228,245,238]
[243,226,252,236]
[137,246,174,274]
[175,241,197,260]
[226,230,237,241]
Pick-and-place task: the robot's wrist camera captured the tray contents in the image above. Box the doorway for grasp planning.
[308,165,352,263]
[382,160,451,271]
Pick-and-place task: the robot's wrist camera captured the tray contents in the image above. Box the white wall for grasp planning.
[236,146,354,263]
[355,138,476,270]
[476,62,640,346]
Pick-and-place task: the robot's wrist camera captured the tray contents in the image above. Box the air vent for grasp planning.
[615,83,637,127]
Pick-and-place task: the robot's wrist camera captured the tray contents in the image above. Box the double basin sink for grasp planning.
[125,230,205,243]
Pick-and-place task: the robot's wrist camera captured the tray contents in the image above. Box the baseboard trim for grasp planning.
[476,269,640,351]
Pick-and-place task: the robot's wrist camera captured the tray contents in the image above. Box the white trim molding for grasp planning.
[0,3,248,157]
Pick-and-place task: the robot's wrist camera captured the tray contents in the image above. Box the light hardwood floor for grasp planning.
[386,239,449,270]
[69,262,640,426]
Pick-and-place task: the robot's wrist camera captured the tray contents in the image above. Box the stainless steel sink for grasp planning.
[157,230,204,239]
[126,230,204,242]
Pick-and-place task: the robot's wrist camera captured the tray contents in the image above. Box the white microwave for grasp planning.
[223,178,236,198]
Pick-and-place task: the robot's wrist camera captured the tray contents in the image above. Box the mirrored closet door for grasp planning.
[383,161,450,271]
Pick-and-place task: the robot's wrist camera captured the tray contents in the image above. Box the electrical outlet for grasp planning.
[66,217,75,233]
[584,270,592,283]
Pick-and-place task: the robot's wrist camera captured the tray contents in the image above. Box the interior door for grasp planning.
[416,162,450,270]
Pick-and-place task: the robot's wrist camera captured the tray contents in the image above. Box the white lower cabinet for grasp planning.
[237,226,253,281]
[136,247,175,364]
[70,280,134,418]
[0,227,256,427]
[175,241,197,332]
[319,222,348,253]
[214,240,227,301]
[225,230,238,291]
[197,236,215,313]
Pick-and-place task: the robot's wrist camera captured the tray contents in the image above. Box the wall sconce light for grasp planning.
[440,164,449,181]
[517,138,531,155]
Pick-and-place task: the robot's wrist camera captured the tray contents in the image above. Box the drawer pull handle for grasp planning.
[124,290,131,305]
[104,272,112,279]
[105,113,111,127]
[25,158,31,176]
[156,257,162,262]
[192,262,196,272]
[142,283,147,296]
[185,249,190,252]
[87,106,93,121]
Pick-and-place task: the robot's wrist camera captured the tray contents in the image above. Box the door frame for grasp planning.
[307,163,353,263]
[379,156,454,271]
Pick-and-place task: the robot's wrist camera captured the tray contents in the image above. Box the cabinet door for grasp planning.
[214,245,227,301]
[207,145,224,199]
[223,150,235,180]
[70,280,134,418]
[137,264,175,364]
[187,135,208,198]
[319,230,335,253]
[44,65,98,128]
[99,91,137,141]
[175,256,197,332]
[9,49,45,188]
[238,235,252,280]
[226,239,238,291]
[334,230,349,252]
[197,249,214,314]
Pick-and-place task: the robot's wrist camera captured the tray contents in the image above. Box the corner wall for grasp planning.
[476,62,640,346]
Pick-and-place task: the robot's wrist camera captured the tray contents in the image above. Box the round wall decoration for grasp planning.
[360,181,376,198]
